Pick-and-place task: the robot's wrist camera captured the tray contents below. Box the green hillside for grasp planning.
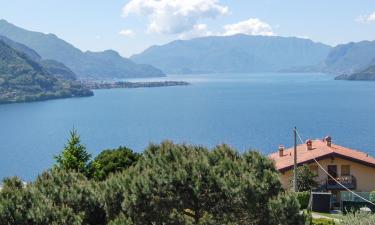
[0,40,92,103]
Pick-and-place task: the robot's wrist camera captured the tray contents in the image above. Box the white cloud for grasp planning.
[122,0,228,35]
[178,24,214,39]
[119,29,135,37]
[356,12,375,23]
[222,18,274,36]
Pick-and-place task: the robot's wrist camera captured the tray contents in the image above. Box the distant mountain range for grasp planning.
[1,18,375,82]
[277,40,375,81]
[131,35,331,74]
[131,34,375,81]
[321,41,375,81]
[0,35,76,80]
[0,40,92,103]
[335,64,375,81]
[0,19,164,79]
[323,41,375,75]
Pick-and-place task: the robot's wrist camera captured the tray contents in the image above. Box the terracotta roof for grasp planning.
[269,139,375,172]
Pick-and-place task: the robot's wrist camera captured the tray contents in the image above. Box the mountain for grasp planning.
[131,34,331,74]
[335,64,375,81]
[322,40,375,74]
[0,19,164,78]
[40,59,76,80]
[0,40,92,103]
[0,35,76,80]
[0,35,41,61]
[77,50,164,78]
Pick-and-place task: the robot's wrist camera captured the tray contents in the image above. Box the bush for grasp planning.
[34,169,106,225]
[296,191,311,209]
[289,165,318,191]
[268,193,307,225]
[340,212,375,225]
[0,176,83,225]
[312,218,336,225]
[370,191,375,202]
[88,146,140,181]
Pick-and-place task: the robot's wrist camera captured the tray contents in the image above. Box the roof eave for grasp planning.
[277,152,375,172]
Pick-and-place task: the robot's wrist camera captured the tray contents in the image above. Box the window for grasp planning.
[327,165,338,177]
[341,165,351,176]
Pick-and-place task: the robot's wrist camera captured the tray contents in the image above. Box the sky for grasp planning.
[0,0,374,57]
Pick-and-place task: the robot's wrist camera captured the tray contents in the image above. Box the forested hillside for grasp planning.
[0,41,92,103]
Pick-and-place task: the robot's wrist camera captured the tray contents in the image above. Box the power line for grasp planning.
[294,128,375,207]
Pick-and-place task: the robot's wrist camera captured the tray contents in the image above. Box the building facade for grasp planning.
[269,137,375,202]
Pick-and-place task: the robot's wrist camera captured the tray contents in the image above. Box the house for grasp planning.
[269,136,375,203]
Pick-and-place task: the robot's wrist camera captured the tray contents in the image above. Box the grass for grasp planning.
[313,212,344,220]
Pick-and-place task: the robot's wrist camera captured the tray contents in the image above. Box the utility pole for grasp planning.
[293,126,298,192]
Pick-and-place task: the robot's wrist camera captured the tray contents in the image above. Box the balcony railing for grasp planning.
[325,175,357,190]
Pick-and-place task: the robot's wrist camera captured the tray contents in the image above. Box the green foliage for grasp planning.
[0,138,311,225]
[312,218,336,225]
[340,212,375,225]
[0,40,92,104]
[268,193,308,225]
[101,141,306,225]
[88,146,140,181]
[370,191,375,202]
[290,165,318,191]
[34,169,106,225]
[0,170,107,225]
[107,214,133,225]
[296,191,311,209]
[54,129,91,174]
[0,176,83,225]
[1,176,24,190]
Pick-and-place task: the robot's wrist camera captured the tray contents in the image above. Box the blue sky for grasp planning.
[1,0,374,57]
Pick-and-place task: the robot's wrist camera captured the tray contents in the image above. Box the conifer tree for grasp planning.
[55,129,91,174]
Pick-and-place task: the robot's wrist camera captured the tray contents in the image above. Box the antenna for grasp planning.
[293,126,298,192]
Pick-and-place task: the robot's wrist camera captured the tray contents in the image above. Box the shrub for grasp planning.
[88,146,140,181]
[34,169,106,225]
[370,191,375,202]
[340,212,375,225]
[0,176,83,225]
[289,165,318,191]
[312,218,336,225]
[296,191,311,209]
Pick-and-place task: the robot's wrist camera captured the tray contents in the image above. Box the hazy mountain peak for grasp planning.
[323,40,375,74]
[131,35,331,74]
[0,19,165,78]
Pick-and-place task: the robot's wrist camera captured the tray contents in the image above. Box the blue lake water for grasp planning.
[1,73,375,181]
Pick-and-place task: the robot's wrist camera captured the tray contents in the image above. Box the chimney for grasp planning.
[306,139,313,150]
[325,136,332,147]
[279,145,284,157]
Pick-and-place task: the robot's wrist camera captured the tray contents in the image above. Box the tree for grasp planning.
[0,176,83,225]
[34,169,106,225]
[88,146,140,181]
[102,141,307,225]
[290,165,318,191]
[54,129,91,174]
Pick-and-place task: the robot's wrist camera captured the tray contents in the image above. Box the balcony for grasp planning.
[325,175,357,190]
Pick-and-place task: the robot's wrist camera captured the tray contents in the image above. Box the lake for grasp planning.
[1,73,375,181]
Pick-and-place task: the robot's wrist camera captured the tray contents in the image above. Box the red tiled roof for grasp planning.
[269,139,375,172]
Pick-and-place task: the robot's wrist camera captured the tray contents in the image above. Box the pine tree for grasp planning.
[54,129,91,174]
